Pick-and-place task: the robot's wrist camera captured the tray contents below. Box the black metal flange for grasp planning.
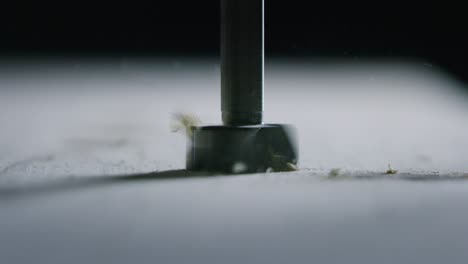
[187,124,298,173]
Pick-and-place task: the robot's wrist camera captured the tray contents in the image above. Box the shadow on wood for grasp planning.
[0,169,220,200]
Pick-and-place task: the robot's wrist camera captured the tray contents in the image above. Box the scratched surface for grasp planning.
[1,58,468,263]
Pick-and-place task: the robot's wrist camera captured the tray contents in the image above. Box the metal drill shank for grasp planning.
[221,0,264,126]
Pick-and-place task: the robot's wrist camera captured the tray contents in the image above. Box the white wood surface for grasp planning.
[1,58,468,263]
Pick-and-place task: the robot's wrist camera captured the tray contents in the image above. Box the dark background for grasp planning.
[2,1,467,81]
